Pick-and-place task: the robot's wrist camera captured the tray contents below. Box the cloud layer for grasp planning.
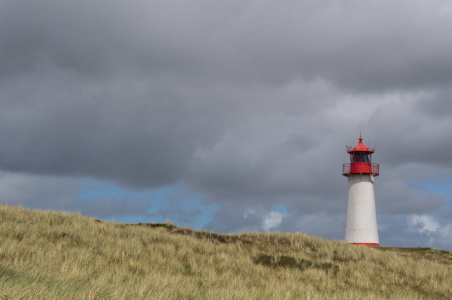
[1,0,452,249]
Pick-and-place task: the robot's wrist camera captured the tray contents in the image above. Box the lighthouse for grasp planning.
[342,135,379,246]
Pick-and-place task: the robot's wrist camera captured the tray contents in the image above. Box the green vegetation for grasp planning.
[0,204,451,299]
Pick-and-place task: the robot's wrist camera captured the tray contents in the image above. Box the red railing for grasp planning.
[372,163,379,175]
[343,163,351,175]
[343,163,379,176]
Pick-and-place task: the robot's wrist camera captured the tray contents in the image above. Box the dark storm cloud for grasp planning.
[2,1,452,88]
[0,83,187,187]
[1,0,452,248]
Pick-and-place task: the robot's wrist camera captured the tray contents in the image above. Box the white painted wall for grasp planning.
[345,174,379,244]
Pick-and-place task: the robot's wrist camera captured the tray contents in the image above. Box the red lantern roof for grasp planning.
[346,135,375,153]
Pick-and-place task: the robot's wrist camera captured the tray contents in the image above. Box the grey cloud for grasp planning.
[378,214,452,250]
[0,71,231,188]
[415,86,452,118]
[2,1,452,90]
[204,202,265,233]
[0,172,80,210]
[375,180,444,214]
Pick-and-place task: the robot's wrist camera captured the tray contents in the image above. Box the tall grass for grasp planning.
[0,204,450,299]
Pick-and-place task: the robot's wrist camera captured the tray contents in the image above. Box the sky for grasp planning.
[1,0,452,250]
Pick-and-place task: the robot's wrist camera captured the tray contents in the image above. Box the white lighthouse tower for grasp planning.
[342,135,379,246]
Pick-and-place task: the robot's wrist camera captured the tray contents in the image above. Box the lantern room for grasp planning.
[342,135,379,176]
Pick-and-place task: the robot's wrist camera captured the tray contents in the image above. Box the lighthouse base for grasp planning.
[350,243,379,246]
[345,174,379,245]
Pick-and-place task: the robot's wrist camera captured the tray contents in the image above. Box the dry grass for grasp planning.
[0,204,451,299]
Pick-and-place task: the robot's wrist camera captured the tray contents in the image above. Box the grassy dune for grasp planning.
[0,205,451,299]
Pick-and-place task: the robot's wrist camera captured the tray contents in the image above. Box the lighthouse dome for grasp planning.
[347,136,375,153]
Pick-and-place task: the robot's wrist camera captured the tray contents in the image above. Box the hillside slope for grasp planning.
[0,204,450,299]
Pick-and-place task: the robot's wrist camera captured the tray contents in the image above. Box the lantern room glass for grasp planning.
[350,153,372,163]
